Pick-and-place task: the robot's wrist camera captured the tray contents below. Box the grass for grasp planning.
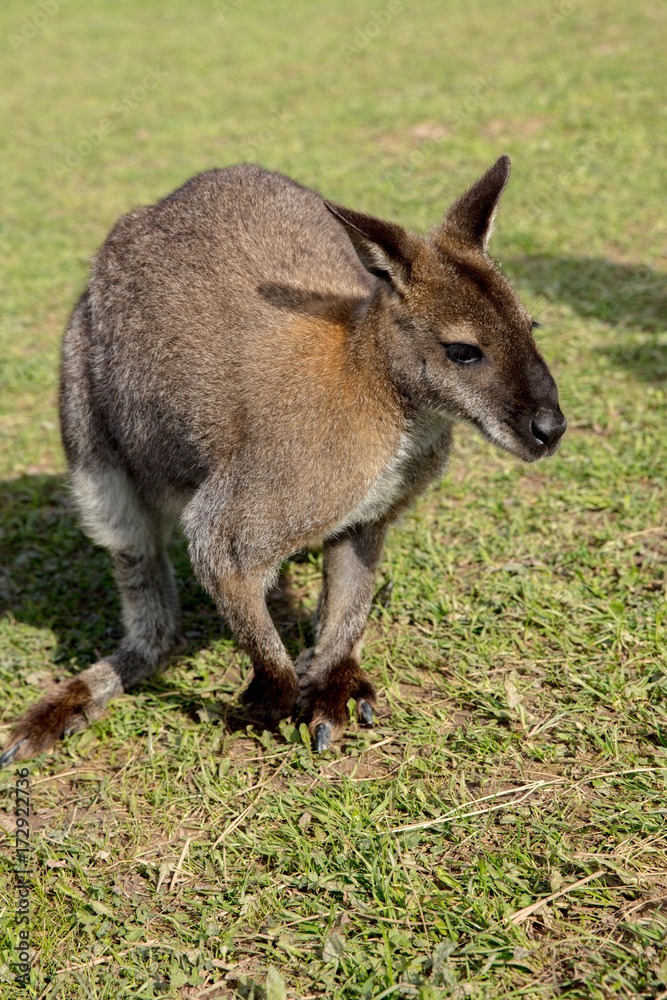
[0,0,666,996]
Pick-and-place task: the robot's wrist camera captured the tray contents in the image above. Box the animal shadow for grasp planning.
[0,474,313,736]
[506,255,666,382]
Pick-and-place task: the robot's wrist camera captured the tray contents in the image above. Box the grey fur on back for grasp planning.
[63,167,377,533]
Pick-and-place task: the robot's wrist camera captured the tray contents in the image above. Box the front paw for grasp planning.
[300,657,377,751]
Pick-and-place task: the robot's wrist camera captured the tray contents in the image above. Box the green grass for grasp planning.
[1,0,666,996]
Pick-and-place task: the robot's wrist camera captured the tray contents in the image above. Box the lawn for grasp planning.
[0,0,666,997]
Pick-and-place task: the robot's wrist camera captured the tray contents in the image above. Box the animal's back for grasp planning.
[93,165,373,329]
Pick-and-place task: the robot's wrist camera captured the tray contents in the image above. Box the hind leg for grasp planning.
[182,484,299,726]
[297,520,387,751]
[0,464,184,765]
[212,569,300,724]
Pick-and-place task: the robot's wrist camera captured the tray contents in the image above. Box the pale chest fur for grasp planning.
[326,409,453,536]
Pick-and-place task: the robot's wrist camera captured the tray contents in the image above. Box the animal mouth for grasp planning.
[475,412,566,463]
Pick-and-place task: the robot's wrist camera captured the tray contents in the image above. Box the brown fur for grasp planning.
[1,156,566,763]
[5,679,92,760]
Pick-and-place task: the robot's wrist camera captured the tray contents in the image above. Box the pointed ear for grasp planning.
[324,200,414,294]
[443,155,511,252]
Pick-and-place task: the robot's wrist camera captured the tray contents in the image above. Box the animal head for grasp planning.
[325,156,566,462]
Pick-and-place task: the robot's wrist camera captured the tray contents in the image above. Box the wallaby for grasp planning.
[0,155,566,764]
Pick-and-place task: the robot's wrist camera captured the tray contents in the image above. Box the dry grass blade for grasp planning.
[200,978,231,995]
[509,870,606,925]
[389,779,557,834]
[210,794,262,851]
[169,836,191,892]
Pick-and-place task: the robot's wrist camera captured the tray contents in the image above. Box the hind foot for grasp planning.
[300,657,377,752]
[0,664,121,766]
[241,667,299,726]
[0,636,187,766]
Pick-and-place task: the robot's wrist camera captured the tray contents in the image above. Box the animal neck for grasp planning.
[343,283,416,417]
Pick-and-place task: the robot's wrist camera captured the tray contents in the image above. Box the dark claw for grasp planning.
[315,722,333,753]
[358,699,374,727]
[0,738,27,768]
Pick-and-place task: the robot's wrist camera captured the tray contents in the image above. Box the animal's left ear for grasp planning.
[442,154,511,253]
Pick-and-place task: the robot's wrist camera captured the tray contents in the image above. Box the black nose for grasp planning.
[530,409,567,447]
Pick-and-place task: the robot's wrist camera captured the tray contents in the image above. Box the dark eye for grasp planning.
[444,343,483,364]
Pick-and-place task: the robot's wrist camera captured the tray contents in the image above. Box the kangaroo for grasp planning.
[0,155,566,764]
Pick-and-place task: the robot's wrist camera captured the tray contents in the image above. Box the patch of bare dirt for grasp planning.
[482,117,548,139]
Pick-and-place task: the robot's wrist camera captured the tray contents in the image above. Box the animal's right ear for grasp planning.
[324,201,414,295]
[442,154,511,253]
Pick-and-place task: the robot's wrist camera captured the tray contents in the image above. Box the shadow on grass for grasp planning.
[0,473,313,734]
[506,255,667,382]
